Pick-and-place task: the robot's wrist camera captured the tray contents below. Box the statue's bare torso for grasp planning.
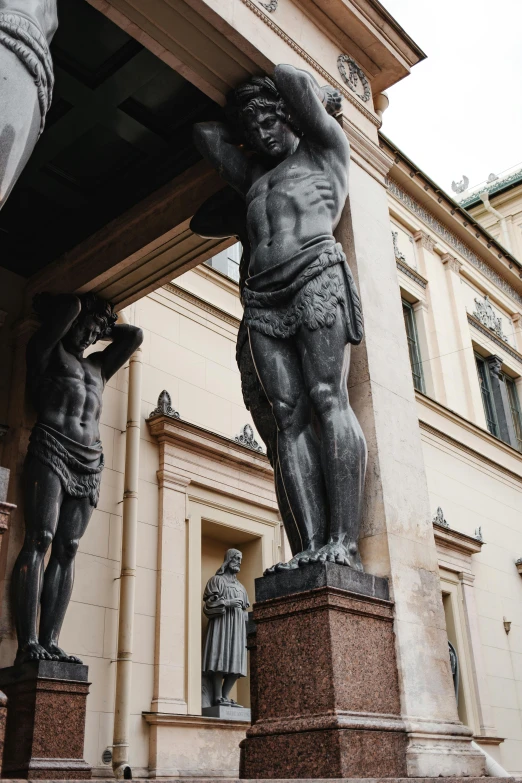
[246,141,348,277]
[34,345,104,446]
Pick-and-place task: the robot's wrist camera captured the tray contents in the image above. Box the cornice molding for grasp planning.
[433,522,483,557]
[237,0,380,127]
[387,178,522,308]
[417,394,522,485]
[396,259,427,289]
[147,414,272,477]
[468,313,522,366]
[163,283,241,329]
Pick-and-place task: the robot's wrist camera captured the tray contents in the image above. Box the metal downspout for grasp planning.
[112,311,143,779]
[480,192,513,254]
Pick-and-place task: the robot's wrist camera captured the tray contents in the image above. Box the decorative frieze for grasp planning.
[391,231,405,262]
[413,230,436,253]
[337,54,371,102]
[441,253,463,275]
[432,507,449,528]
[387,178,522,308]
[235,423,263,453]
[467,314,522,365]
[149,390,180,420]
[472,294,508,342]
[396,259,427,289]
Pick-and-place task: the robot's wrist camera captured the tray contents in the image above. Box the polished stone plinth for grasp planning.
[202,705,251,722]
[256,561,389,602]
[0,661,91,779]
[241,566,407,779]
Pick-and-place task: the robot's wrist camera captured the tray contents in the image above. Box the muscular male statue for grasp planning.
[194,65,367,570]
[12,293,143,665]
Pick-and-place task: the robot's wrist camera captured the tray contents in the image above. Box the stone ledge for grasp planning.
[255,560,389,602]
[142,712,249,730]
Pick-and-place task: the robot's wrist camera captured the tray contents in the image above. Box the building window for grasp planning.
[475,354,499,437]
[505,375,522,451]
[402,300,425,393]
[475,353,522,451]
[205,243,241,283]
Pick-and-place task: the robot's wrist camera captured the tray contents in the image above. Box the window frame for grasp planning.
[474,353,500,437]
[402,299,426,393]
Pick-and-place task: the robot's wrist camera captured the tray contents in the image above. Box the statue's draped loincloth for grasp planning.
[243,242,364,341]
[27,423,104,507]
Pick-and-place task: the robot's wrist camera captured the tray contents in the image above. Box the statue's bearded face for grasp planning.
[228,553,242,573]
[245,109,297,159]
[64,315,102,355]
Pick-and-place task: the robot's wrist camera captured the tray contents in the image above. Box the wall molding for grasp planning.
[237,0,380,127]
[387,178,522,308]
[163,282,241,329]
[468,313,522,366]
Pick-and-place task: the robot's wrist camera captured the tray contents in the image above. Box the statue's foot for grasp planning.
[43,643,83,664]
[264,549,317,574]
[228,699,245,708]
[310,541,363,571]
[14,642,58,666]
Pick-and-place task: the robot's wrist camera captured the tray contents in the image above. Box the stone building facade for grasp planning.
[0,0,521,779]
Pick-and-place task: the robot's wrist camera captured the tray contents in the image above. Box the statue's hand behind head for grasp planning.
[321,85,342,117]
[0,0,58,43]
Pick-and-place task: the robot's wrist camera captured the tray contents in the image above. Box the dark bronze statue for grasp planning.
[12,293,143,665]
[202,548,249,707]
[193,65,366,571]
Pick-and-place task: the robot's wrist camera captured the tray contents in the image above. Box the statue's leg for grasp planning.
[12,456,64,664]
[39,493,94,662]
[222,673,240,703]
[212,672,224,704]
[297,312,367,569]
[248,329,327,562]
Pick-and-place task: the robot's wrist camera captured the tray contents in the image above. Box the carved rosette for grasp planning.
[0,12,54,134]
[337,54,371,103]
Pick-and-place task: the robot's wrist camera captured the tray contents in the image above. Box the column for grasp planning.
[151,469,191,714]
[442,253,486,426]
[459,572,497,739]
[337,154,485,776]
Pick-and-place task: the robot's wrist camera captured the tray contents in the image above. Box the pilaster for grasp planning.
[151,468,191,714]
[441,254,486,427]
[337,153,484,776]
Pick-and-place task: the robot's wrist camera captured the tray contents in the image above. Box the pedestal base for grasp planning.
[241,564,406,779]
[203,705,251,722]
[0,660,91,779]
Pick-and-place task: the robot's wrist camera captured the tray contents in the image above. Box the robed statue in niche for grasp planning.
[12,293,143,665]
[202,549,250,708]
[192,65,367,572]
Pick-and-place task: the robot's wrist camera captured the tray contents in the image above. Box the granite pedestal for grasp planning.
[0,660,91,779]
[203,705,251,722]
[240,563,408,779]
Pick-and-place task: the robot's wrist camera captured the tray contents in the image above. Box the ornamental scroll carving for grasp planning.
[391,231,406,262]
[149,390,180,419]
[337,54,371,103]
[258,0,277,10]
[473,294,508,342]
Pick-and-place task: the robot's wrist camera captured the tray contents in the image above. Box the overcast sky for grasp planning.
[380,0,522,195]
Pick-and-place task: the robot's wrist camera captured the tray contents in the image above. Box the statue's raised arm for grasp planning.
[272,64,348,156]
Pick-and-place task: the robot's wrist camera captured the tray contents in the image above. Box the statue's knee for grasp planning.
[272,398,299,431]
[309,382,336,415]
[34,530,53,554]
[62,538,80,561]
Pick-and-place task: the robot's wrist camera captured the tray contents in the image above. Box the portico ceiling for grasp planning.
[0,0,220,278]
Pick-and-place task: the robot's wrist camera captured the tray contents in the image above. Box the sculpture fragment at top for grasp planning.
[0,0,58,209]
[192,65,367,573]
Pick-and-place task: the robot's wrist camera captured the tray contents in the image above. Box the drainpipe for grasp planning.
[112,310,143,779]
[471,741,510,777]
[480,191,513,254]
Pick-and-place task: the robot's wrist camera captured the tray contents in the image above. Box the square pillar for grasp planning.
[336,153,485,776]
[151,469,191,714]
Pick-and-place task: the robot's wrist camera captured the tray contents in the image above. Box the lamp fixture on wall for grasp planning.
[503,617,511,635]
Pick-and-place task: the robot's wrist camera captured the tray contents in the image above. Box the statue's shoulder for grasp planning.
[204,574,226,594]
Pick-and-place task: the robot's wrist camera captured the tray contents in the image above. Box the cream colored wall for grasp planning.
[419,405,522,773]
